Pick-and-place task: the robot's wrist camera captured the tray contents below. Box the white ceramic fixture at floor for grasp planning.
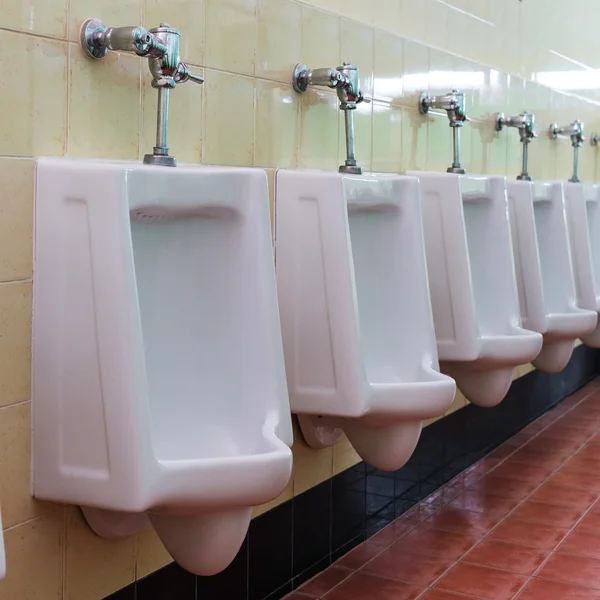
[507,180,597,371]
[407,171,543,407]
[275,170,456,471]
[31,159,293,576]
[564,182,600,347]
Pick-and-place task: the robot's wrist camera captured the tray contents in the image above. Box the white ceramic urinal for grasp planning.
[32,158,293,576]
[275,170,456,472]
[407,172,543,407]
[564,182,600,346]
[507,180,597,371]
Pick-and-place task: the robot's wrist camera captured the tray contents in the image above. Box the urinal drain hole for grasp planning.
[131,210,178,222]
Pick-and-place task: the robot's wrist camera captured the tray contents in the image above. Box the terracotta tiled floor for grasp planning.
[287,378,600,600]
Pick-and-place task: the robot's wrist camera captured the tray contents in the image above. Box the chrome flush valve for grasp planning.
[293,62,369,175]
[419,90,470,174]
[496,112,537,181]
[549,120,585,183]
[80,19,204,167]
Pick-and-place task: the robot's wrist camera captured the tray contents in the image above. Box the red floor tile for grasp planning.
[566,455,600,475]
[364,547,455,586]
[298,567,352,597]
[558,415,600,434]
[488,517,569,550]
[511,500,586,528]
[528,482,598,510]
[576,444,600,460]
[490,461,552,485]
[421,507,502,536]
[324,571,425,600]
[547,468,600,495]
[524,436,584,457]
[542,424,594,443]
[518,578,600,599]
[335,542,382,570]
[464,539,547,575]
[419,591,476,600]
[467,475,538,500]
[449,490,520,517]
[576,504,600,532]
[559,528,600,559]
[538,552,600,589]
[284,595,315,600]
[589,432,600,445]
[369,518,422,547]
[394,525,479,561]
[436,563,527,600]
[509,447,567,470]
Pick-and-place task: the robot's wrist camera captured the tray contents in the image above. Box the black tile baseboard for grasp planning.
[105,345,600,600]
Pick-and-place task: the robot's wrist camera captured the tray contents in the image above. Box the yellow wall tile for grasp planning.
[256,0,302,83]
[135,527,173,579]
[0,31,67,157]
[2,0,67,38]
[64,507,136,600]
[1,0,600,595]
[301,5,340,69]
[255,80,300,168]
[2,510,63,600]
[69,44,141,160]
[205,0,257,76]
[202,70,255,166]
[0,402,56,528]
[299,89,339,171]
[0,159,34,282]
[0,282,31,408]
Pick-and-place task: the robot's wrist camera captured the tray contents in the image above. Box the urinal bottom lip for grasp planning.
[441,363,515,408]
[533,339,576,373]
[474,331,543,366]
[582,321,600,348]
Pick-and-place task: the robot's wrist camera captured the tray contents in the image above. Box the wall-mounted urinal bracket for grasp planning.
[80,19,204,167]
[419,90,470,174]
[590,133,600,148]
[292,62,368,175]
[549,120,585,183]
[495,112,537,181]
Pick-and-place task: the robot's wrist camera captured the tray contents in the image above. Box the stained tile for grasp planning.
[511,500,586,528]
[335,543,381,570]
[365,547,455,586]
[518,578,600,600]
[464,539,547,575]
[419,591,477,600]
[368,514,426,548]
[529,483,597,510]
[538,553,600,589]
[559,529,600,560]
[436,563,527,600]
[489,517,569,550]
[394,525,479,561]
[324,571,425,600]
[298,566,352,597]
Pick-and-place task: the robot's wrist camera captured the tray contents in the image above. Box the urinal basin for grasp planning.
[32,158,293,576]
[506,180,597,372]
[275,170,456,471]
[407,171,542,407]
[564,181,600,347]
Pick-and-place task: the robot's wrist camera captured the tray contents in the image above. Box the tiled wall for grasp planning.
[1,0,600,597]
